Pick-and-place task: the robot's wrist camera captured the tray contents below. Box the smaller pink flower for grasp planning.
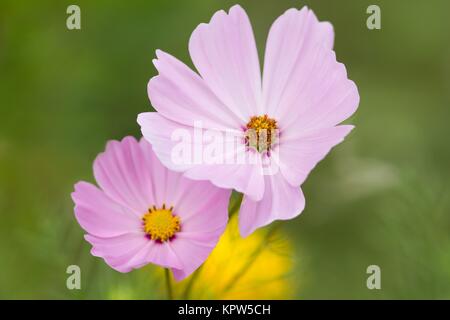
[71,136,230,281]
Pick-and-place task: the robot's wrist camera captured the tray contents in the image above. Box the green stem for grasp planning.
[164,268,174,300]
[228,192,243,218]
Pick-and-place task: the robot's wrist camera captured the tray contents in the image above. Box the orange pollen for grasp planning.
[142,204,180,242]
[245,115,278,152]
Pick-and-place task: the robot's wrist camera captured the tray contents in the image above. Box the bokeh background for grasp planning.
[1,0,449,299]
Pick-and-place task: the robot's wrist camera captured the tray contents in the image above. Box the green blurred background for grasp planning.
[1,0,449,299]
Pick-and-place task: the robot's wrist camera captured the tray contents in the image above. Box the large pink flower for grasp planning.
[138,5,359,237]
[71,137,230,281]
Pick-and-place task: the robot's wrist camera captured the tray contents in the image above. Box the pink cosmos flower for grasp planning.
[138,5,359,237]
[71,136,230,281]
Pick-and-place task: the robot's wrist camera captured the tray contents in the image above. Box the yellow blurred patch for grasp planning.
[173,215,296,299]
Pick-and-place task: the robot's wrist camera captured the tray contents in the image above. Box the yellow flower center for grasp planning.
[245,115,278,152]
[142,204,180,242]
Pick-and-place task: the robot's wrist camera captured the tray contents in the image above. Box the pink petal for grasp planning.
[142,242,184,270]
[189,5,262,120]
[105,241,183,273]
[174,182,230,234]
[262,7,355,130]
[105,241,154,272]
[85,233,151,272]
[183,156,265,202]
[138,112,265,201]
[137,135,185,207]
[93,136,155,214]
[86,232,185,273]
[281,48,359,133]
[85,233,147,259]
[169,230,225,281]
[71,182,141,237]
[149,50,243,130]
[101,242,151,273]
[239,172,305,237]
[279,125,354,186]
[138,112,207,172]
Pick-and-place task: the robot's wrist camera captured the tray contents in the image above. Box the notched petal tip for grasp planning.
[282,6,308,17]
[99,137,138,164]
[190,4,248,38]
[229,4,245,13]
[71,181,94,201]
[121,135,139,145]
[228,4,250,20]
